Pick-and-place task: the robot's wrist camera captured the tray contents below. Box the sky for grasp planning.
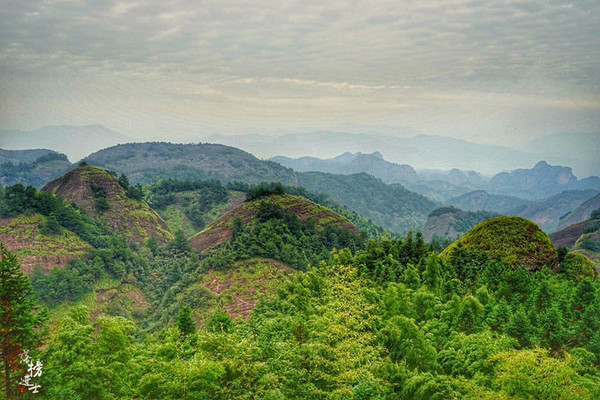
[0,0,598,146]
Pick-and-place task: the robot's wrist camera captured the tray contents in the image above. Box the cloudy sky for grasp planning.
[1,0,598,145]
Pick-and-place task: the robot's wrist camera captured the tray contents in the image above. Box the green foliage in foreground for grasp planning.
[13,228,599,400]
[32,251,600,400]
[4,185,600,399]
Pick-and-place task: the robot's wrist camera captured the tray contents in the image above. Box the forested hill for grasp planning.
[0,149,72,188]
[81,142,436,234]
[298,172,437,233]
[83,142,299,185]
[189,193,360,253]
[449,189,600,233]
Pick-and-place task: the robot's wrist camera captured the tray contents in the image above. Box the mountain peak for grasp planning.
[42,165,172,244]
[534,160,550,169]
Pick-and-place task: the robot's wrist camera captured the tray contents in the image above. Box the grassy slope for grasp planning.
[192,258,294,322]
[0,214,90,273]
[157,190,245,238]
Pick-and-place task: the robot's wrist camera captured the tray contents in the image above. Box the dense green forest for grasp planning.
[1,180,600,399]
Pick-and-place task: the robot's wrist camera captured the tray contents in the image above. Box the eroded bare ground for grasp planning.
[202,258,294,321]
[90,287,150,322]
[212,191,246,223]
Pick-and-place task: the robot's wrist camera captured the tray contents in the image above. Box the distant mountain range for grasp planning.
[449,189,600,233]
[518,132,600,179]
[214,132,543,175]
[489,161,600,200]
[273,152,600,201]
[1,125,599,177]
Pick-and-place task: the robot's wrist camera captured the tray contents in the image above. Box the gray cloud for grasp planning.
[0,0,598,144]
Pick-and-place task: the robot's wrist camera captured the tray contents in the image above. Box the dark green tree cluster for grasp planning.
[0,244,47,399]
[90,182,110,213]
[117,173,143,200]
[216,201,365,270]
[244,182,285,201]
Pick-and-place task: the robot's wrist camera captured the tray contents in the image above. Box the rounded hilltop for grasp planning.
[189,193,359,252]
[441,216,559,271]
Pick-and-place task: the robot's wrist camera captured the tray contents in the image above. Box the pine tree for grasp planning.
[0,243,46,398]
[507,306,533,348]
[423,253,442,295]
[404,263,421,290]
[176,304,196,337]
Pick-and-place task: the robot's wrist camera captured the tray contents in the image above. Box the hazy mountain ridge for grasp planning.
[423,206,499,242]
[271,152,418,184]
[272,152,600,203]
[449,189,600,233]
[558,193,600,230]
[83,142,299,186]
[0,125,129,162]
[490,161,600,200]
[215,131,542,174]
[4,124,598,176]
[518,132,600,178]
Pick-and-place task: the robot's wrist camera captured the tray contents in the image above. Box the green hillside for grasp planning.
[298,172,437,233]
[84,142,299,185]
[0,149,73,188]
[190,193,363,270]
[442,216,559,271]
[0,213,90,273]
[144,179,243,237]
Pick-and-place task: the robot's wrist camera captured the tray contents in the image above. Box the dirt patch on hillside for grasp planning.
[550,221,589,248]
[0,216,89,274]
[201,258,294,320]
[90,287,150,321]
